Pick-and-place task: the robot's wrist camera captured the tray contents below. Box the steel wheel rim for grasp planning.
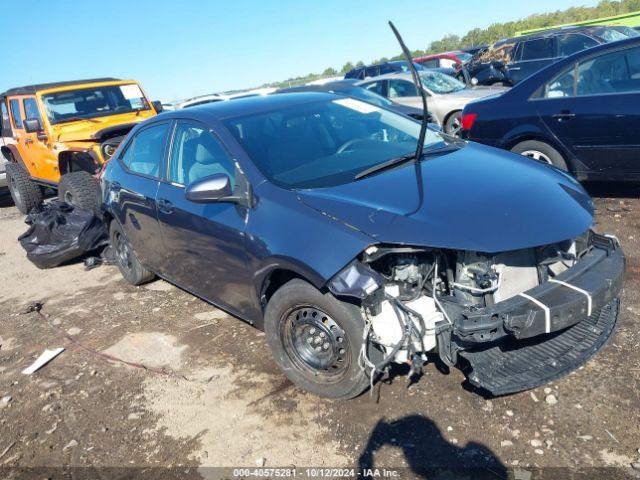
[520,149,552,165]
[281,306,350,382]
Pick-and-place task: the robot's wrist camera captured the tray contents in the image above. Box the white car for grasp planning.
[358,71,508,135]
[164,93,226,110]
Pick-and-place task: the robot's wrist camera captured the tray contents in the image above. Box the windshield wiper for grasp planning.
[355,153,416,180]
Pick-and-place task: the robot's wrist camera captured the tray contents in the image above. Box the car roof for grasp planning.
[157,92,339,122]
[1,78,121,96]
[356,70,445,83]
[496,25,615,46]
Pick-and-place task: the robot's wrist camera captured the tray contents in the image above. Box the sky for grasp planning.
[3,0,601,101]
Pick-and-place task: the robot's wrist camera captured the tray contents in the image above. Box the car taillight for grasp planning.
[461,112,477,131]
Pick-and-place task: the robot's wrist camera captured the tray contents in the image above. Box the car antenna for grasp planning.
[388,21,429,161]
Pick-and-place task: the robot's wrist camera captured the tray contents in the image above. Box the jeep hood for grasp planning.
[297,142,593,253]
[52,111,155,142]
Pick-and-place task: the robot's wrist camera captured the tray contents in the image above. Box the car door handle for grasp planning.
[157,198,174,214]
[553,111,575,120]
[24,138,33,145]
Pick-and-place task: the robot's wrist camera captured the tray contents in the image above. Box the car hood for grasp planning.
[51,110,156,143]
[297,142,593,253]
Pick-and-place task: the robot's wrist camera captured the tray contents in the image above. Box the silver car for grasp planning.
[357,71,508,135]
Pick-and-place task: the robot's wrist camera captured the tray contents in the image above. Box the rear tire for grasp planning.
[6,163,43,214]
[58,171,102,215]
[264,279,370,400]
[444,111,462,137]
[511,140,569,171]
[109,221,155,285]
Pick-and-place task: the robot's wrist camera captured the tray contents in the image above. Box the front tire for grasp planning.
[109,221,155,285]
[511,140,568,171]
[58,171,102,215]
[264,279,370,399]
[6,163,43,214]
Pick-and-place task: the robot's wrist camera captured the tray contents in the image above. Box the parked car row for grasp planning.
[462,36,640,181]
[460,25,639,87]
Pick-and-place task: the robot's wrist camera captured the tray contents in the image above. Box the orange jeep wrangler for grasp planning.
[1,78,160,213]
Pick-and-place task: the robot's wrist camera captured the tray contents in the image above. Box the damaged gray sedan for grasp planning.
[101,93,625,399]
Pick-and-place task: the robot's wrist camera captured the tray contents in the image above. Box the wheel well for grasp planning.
[261,269,305,308]
[58,151,100,175]
[1,146,14,162]
[506,136,574,173]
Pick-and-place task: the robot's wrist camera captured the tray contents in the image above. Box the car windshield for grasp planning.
[594,26,640,42]
[420,71,467,94]
[224,97,446,189]
[42,84,150,124]
[332,87,394,107]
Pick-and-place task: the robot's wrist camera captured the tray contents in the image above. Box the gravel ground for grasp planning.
[0,185,639,479]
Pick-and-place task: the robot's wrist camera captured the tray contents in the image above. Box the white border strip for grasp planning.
[518,293,551,333]
[549,279,592,316]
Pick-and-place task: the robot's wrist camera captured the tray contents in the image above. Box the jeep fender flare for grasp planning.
[58,149,101,175]
[1,144,25,167]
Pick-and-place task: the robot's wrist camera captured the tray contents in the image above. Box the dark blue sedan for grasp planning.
[101,92,624,399]
[461,37,640,181]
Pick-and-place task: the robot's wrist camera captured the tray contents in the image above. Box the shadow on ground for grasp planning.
[583,181,640,199]
[358,415,507,479]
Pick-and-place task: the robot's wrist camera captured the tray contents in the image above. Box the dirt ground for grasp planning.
[1,185,639,479]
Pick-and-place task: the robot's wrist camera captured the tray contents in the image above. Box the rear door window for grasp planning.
[521,38,555,61]
[576,45,640,95]
[388,80,418,98]
[120,122,169,178]
[558,34,599,57]
[544,65,577,98]
[9,99,23,129]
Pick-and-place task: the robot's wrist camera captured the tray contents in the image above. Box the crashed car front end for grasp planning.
[328,229,625,395]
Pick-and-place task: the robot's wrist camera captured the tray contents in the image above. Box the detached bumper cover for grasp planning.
[459,298,619,395]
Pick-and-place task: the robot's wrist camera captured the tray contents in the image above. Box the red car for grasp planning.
[414,51,472,70]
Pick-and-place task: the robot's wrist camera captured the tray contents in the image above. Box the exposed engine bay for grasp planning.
[328,229,625,394]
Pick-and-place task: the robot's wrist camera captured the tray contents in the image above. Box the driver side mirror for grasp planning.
[152,100,163,113]
[185,173,234,203]
[24,118,42,134]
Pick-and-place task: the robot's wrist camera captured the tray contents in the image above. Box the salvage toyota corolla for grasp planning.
[101,92,625,399]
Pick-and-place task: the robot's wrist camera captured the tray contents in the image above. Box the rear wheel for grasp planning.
[444,111,462,137]
[58,171,102,215]
[264,279,370,399]
[511,140,569,171]
[6,163,43,214]
[109,221,155,285]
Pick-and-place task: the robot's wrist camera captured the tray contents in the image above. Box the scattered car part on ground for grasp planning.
[275,79,436,123]
[357,71,507,135]
[18,201,109,269]
[461,36,640,181]
[21,347,65,375]
[461,25,639,86]
[101,92,624,399]
[1,78,160,214]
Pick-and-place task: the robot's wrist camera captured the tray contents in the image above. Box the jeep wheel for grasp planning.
[58,171,101,215]
[109,221,155,285]
[6,163,43,214]
[264,279,370,399]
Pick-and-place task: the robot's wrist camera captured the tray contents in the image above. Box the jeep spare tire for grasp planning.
[58,171,101,215]
[6,163,43,214]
